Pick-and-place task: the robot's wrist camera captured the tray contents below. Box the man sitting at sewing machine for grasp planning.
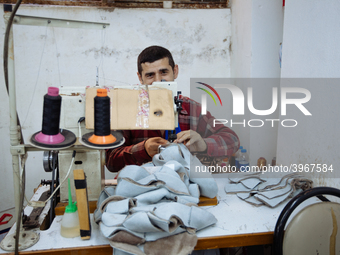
[106,45,240,172]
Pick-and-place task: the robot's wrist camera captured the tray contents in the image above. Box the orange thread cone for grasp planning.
[88,134,116,145]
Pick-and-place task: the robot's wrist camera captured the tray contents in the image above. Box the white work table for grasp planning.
[0,173,315,254]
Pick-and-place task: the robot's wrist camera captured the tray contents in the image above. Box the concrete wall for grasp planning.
[230,0,339,186]
[0,6,232,211]
[231,0,283,166]
[277,0,340,187]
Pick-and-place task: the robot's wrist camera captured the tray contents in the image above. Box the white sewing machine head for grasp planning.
[57,82,179,202]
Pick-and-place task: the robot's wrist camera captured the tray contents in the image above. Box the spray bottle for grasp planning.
[60,179,80,238]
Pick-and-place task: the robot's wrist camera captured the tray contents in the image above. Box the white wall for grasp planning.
[230,0,252,161]
[281,0,340,78]
[277,0,340,187]
[0,6,232,211]
[231,0,283,166]
[230,0,252,79]
[230,0,340,186]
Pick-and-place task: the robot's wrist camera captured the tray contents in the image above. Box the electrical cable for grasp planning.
[22,25,48,128]
[14,150,75,255]
[27,151,77,208]
[55,156,60,205]
[3,2,24,145]
[78,117,85,138]
[18,150,75,209]
[49,152,57,226]
[3,3,24,253]
[52,27,61,88]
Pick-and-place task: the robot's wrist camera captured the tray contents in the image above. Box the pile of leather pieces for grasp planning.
[224,172,313,207]
[94,144,218,255]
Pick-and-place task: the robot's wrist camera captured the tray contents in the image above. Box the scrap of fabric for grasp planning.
[224,172,313,207]
[95,144,218,255]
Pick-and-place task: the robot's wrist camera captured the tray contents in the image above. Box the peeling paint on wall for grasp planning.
[144,20,206,45]
[173,46,229,65]
[83,47,122,58]
[197,45,228,61]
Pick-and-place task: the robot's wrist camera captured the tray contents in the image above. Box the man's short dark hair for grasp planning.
[137,46,175,75]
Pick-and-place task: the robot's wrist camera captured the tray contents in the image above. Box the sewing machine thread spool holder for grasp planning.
[2,11,110,251]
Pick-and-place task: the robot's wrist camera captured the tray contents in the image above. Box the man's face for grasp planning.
[137,57,179,85]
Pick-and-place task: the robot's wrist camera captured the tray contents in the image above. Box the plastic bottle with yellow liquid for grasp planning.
[60,179,80,238]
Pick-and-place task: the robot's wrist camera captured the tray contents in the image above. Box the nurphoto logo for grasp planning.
[196,82,312,128]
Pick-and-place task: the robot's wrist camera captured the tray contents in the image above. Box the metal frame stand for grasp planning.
[1,12,109,251]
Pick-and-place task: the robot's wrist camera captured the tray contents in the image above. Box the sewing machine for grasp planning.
[1,78,180,251]
[57,82,179,203]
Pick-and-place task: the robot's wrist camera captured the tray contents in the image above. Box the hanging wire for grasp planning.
[49,151,58,226]
[95,28,107,87]
[22,25,48,127]
[52,27,62,88]
[97,76,134,86]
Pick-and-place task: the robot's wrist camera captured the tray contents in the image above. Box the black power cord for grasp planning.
[50,151,58,226]
[3,3,24,144]
[3,2,25,255]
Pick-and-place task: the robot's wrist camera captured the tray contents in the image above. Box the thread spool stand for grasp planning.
[30,87,76,150]
[80,88,124,149]
[2,13,112,252]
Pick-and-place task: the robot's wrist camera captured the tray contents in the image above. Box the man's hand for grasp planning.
[174,130,207,152]
[145,137,168,157]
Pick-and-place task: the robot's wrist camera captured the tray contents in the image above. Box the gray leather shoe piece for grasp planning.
[129,202,170,214]
[152,144,191,168]
[102,212,127,227]
[115,178,165,197]
[134,188,171,206]
[154,172,190,195]
[162,161,191,186]
[97,143,219,255]
[123,212,163,233]
[116,169,191,197]
[189,205,218,231]
[105,197,137,214]
[118,165,150,182]
[99,223,144,240]
[188,184,200,198]
[225,172,313,207]
[188,155,218,198]
[93,186,116,223]
[151,202,217,231]
[175,195,199,204]
[152,143,218,198]
[224,182,251,193]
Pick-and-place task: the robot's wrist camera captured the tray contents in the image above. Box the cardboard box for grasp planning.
[85,87,175,130]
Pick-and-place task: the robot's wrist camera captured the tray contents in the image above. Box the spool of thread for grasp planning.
[35,87,65,144]
[88,89,116,144]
